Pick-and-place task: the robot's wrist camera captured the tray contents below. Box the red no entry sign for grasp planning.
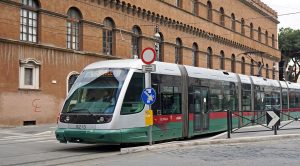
[141,47,156,65]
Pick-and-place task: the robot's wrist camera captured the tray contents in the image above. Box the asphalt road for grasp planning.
[1,124,300,166]
[0,125,120,166]
[83,138,300,166]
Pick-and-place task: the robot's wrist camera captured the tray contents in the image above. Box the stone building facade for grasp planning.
[0,0,280,126]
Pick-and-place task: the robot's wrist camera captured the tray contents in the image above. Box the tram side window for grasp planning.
[120,73,144,115]
[222,82,237,111]
[289,91,297,108]
[242,83,251,111]
[161,93,181,114]
[210,88,222,111]
[254,85,265,111]
[282,91,288,109]
[270,92,280,110]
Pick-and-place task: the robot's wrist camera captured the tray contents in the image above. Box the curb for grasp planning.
[120,134,300,154]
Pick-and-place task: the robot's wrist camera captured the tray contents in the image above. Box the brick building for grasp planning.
[0,0,280,126]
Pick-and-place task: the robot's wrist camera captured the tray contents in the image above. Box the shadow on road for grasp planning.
[52,144,121,153]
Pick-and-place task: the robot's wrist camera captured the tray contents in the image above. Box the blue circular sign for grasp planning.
[141,88,156,105]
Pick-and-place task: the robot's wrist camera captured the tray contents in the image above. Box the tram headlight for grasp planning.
[96,115,113,124]
[99,116,105,123]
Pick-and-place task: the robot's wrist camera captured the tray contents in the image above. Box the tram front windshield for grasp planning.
[62,68,129,114]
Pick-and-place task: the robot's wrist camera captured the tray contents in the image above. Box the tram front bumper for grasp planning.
[55,128,122,144]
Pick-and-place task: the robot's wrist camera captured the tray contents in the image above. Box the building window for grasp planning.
[175,38,182,64]
[67,72,79,93]
[67,8,82,50]
[251,59,254,76]
[272,34,275,48]
[266,64,269,78]
[207,47,213,69]
[265,30,269,45]
[272,62,276,79]
[103,18,115,55]
[20,0,39,43]
[231,54,236,73]
[258,27,262,42]
[241,57,245,74]
[207,1,213,21]
[250,23,254,39]
[192,0,199,15]
[220,7,225,26]
[175,0,182,8]
[231,13,236,31]
[192,43,199,67]
[132,26,142,57]
[241,18,245,35]
[19,58,40,89]
[220,50,225,70]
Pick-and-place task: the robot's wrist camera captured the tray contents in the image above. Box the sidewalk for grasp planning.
[121,120,300,154]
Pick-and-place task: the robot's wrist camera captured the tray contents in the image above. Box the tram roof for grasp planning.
[185,66,239,82]
[287,82,300,90]
[250,76,280,87]
[84,59,182,76]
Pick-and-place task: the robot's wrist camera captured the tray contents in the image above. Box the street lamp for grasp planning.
[154,24,160,61]
[237,51,265,77]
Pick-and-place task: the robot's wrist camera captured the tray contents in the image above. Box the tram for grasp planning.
[56,59,300,144]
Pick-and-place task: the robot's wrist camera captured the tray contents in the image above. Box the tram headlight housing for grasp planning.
[97,115,113,124]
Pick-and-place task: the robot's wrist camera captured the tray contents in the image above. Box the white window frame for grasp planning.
[19,58,40,90]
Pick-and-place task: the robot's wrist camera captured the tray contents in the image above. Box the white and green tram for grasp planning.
[56,59,300,144]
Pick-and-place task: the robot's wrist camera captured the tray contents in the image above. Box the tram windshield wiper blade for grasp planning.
[71,108,95,117]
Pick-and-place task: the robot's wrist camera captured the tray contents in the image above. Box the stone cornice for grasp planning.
[0,38,121,60]
[239,0,279,24]
[1,0,280,62]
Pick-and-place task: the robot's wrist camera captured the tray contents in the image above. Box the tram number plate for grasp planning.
[75,124,87,129]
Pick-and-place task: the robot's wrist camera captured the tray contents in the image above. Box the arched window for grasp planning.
[266,64,269,78]
[207,1,213,21]
[258,27,262,42]
[157,32,164,61]
[67,8,82,50]
[231,54,236,72]
[220,7,225,26]
[132,26,142,57]
[176,0,182,8]
[241,18,245,35]
[207,47,213,69]
[20,0,39,43]
[231,13,236,31]
[272,34,275,48]
[250,23,254,38]
[251,59,254,75]
[241,57,245,74]
[265,30,268,45]
[192,0,199,15]
[192,43,199,67]
[175,38,182,64]
[103,18,115,55]
[220,50,225,70]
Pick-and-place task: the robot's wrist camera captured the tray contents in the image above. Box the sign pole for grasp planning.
[141,47,156,146]
[145,71,152,145]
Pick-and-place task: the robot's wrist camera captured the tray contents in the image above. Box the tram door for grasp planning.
[193,87,209,132]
